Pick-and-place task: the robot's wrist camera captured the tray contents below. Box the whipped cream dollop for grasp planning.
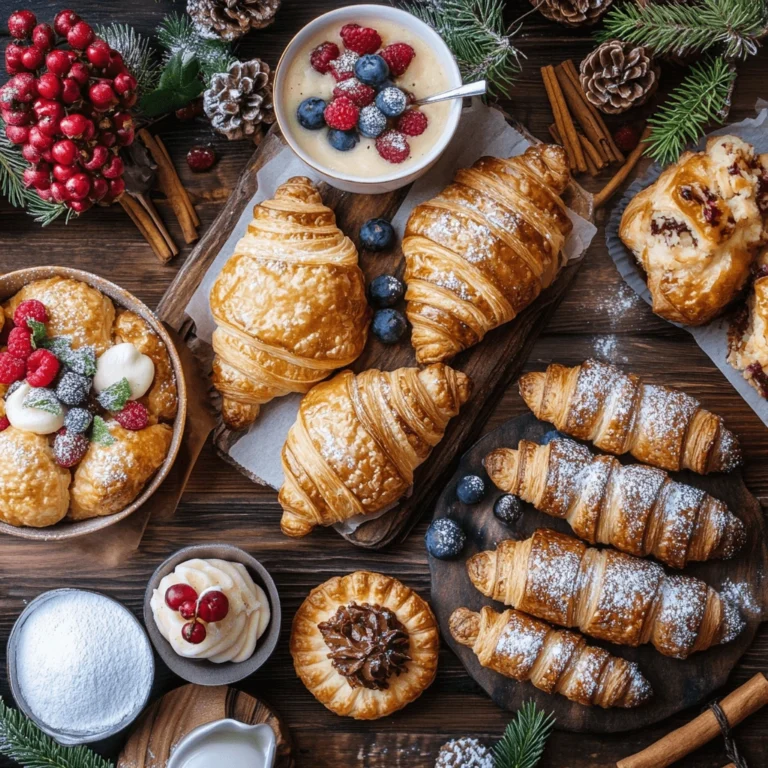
[151,558,270,663]
[93,343,154,400]
[5,382,64,435]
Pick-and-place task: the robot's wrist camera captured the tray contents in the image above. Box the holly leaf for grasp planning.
[90,415,116,446]
[22,387,61,415]
[139,51,205,117]
[25,319,47,349]
[96,377,131,412]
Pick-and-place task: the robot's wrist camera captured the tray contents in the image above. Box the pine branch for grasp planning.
[0,699,114,768]
[400,0,525,95]
[492,701,555,768]
[645,55,736,166]
[96,23,162,96]
[597,0,768,61]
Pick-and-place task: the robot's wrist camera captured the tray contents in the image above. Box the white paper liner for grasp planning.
[606,104,768,427]
[184,100,598,532]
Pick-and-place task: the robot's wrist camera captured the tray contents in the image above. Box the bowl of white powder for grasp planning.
[7,589,155,745]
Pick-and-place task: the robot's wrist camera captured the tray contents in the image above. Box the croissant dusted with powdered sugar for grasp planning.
[450,606,652,708]
[402,144,573,364]
[467,528,743,659]
[519,359,741,473]
[279,364,471,537]
[209,177,370,430]
[485,438,745,569]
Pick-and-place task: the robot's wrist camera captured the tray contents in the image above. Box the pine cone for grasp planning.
[579,41,660,114]
[187,0,280,41]
[531,0,614,27]
[435,738,493,768]
[204,59,275,141]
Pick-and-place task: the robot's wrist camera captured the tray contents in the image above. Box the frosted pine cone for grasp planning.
[531,0,613,26]
[435,738,493,768]
[187,0,281,41]
[204,59,275,140]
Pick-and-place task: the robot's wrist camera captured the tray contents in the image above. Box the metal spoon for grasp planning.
[412,80,487,106]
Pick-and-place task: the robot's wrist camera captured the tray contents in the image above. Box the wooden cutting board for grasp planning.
[429,413,768,733]
[156,119,592,549]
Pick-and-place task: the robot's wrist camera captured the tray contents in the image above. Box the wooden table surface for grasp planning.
[1,1,767,766]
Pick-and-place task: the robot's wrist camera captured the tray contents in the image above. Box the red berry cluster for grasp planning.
[165,583,230,645]
[2,8,137,213]
[0,300,58,386]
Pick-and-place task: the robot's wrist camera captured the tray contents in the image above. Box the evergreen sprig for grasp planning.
[492,701,555,768]
[400,0,525,95]
[645,55,737,166]
[0,698,114,768]
[597,0,768,61]
[96,23,162,97]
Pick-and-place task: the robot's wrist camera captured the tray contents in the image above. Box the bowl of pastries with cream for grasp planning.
[145,544,281,685]
[0,266,186,539]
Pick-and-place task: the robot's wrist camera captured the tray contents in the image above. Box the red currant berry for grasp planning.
[82,144,108,171]
[5,124,28,144]
[67,21,94,49]
[5,44,24,75]
[38,116,60,138]
[15,299,49,328]
[108,177,125,197]
[85,39,111,68]
[36,73,61,100]
[45,49,71,77]
[2,106,32,126]
[182,621,206,644]
[28,125,53,150]
[179,600,197,620]
[33,97,63,121]
[116,125,134,146]
[26,348,60,387]
[6,326,33,359]
[89,81,116,110]
[8,10,36,40]
[6,72,37,102]
[186,145,217,173]
[32,23,54,52]
[114,400,149,430]
[67,198,92,213]
[91,176,108,200]
[67,61,90,86]
[197,590,229,623]
[51,138,77,165]
[165,584,199,610]
[59,113,89,138]
[53,9,79,37]
[112,111,132,130]
[104,51,125,77]
[53,163,76,182]
[98,130,116,148]
[113,72,137,96]
[65,172,91,201]
[0,352,26,385]
[20,46,43,71]
[21,143,41,163]
[60,77,81,104]
[50,180,68,202]
[102,154,123,179]
[22,165,50,190]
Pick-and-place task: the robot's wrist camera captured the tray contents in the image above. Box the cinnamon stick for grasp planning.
[134,193,179,258]
[617,673,768,768]
[594,124,651,209]
[120,195,173,263]
[541,65,587,173]
[155,135,200,229]
[550,124,598,176]
[579,133,608,170]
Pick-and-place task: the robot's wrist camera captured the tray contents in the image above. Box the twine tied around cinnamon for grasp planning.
[708,699,748,768]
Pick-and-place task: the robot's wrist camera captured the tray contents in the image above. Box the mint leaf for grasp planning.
[40,335,72,357]
[22,387,62,415]
[40,336,96,376]
[90,415,116,446]
[26,318,47,349]
[139,51,205,117]
[97,377,131,412]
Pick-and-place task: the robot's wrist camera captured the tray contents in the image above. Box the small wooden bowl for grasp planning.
[0,266,187,541]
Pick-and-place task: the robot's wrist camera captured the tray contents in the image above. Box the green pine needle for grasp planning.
[96,23,162,97]
[0,698,114,768]
[597,0,768,61]
[492,701,555,768]
[645,55,737,166]
[401,0,525,96]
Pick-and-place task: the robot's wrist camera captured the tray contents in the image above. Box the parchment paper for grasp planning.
[606,105,768,426]
[184,100,597,530]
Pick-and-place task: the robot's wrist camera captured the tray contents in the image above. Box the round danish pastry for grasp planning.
[290,570,439,720]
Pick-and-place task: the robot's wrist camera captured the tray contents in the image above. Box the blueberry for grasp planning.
[64,406,93,434]
[360,217,395,250]
[355,54,390,87]
[375,86,407,118]
[327,128,359,152]
[297,97,326,130]
[358,105,387,138]
[456,474,485,505]
[425,518,466,560]
[55,371,91,406]
[368,274,405,308]
[372,308,407,344]
[493,494,523,525]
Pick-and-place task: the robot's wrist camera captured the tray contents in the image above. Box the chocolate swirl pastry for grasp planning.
[318,602,411,690]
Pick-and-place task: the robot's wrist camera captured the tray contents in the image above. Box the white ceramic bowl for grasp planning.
[274,4,463,194]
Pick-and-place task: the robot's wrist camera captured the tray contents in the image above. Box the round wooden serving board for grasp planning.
[430,413,768,733]
[118,684,293,767]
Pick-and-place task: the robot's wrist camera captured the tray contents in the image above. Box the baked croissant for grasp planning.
[620,135,768,326]
[209,176,370,430]
[279,363,471,537]
[519,359,741,473]
[450,606,652,708]
[403,144,573,364]
[467,528,743,658]
[485,438,745,569]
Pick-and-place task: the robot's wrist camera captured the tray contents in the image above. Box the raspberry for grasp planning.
[375,130,411,164]
[333,78,375,107]
[310,41,340,74]
[329,51,358,82]
[114,400,149,431]
[53,428,89,467]
[381,43,415,77]
[6,326,33,359]
[13,298,47,327]
[0,417,9,432]
[0,352,26,385]
[397,109,428,136]
[340,24,382,55]
[25,348,59,387]
[323,96,359,131]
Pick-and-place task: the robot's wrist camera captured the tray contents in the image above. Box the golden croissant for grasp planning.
[402,144,573,364]
[279,363,471,537]
[209,176,370,430]
[485,438,745,569]
[519,359,741,473]
[450,606,652,708]
[467,528,743,659]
